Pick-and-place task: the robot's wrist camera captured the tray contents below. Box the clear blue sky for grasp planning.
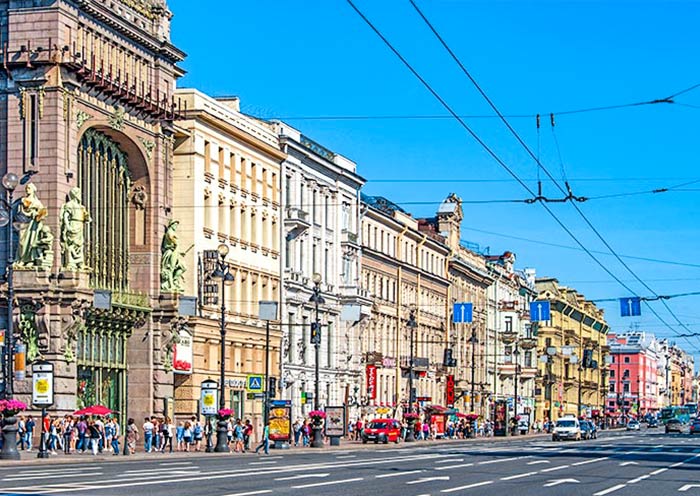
[169,0,700,361]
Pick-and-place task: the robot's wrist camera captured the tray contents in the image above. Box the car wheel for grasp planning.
[362,439,367,444]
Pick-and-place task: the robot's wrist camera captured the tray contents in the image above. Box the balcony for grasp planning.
[284,207,310,240]
[341,229,360,249]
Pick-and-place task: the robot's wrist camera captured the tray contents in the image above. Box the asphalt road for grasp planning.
[2,428,700,496]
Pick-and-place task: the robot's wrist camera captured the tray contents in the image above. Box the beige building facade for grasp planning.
[172,89,285,424]
[534,278,610,423]
[360,195,450,415]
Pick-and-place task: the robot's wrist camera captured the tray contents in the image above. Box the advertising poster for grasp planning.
[269,406,291,442]
[325,406,346,437]
[366,365,377,400]
[200,386,218,415]
[173,329,193,374]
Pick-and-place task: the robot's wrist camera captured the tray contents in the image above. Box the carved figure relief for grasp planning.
[14,183,54,270]
[160,220,188,293]
[59,187,91,271]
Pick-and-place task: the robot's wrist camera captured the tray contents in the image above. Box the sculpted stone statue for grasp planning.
[59,187,91,271]
[160,219,187,293]
[14,183,54,270]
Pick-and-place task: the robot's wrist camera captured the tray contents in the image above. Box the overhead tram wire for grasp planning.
[346,0,700,352]
[407,0,700,349]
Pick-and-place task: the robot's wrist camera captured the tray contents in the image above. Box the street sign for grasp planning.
[445,375,455,407]
[530,300,551,322]
[452,303,473,324]
[270,399,292,407]
[246,374,264,392]
[32,361,54,406]
[620,297,641,317]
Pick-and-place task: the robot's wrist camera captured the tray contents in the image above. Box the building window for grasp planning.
[624,356,630,363]
[504,316,513,333]
[204,140,211,174]
[285,175,292,207]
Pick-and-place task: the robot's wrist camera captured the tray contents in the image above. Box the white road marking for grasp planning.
[593,484,627,496]
[275,473,329,481]
[335,455,356,459]
[3,472,103,482]
[628,475,650,484]
[680,484,700,492]
[13,467,103,476]
[291,477,363,489]
[541,465,570,473]
[375,470,423,479]
[159,462,193,466]
[500,471,537,481]
[572,457,609,466]
[406,476,450,485]
[478,456,529,465]
[543,478,579,487]
[435,458,464,464]
[650,468,668,476]
[249,461,278,466]
[435,463,474,471]
[527,460,550,465]
[220,491,272,496]
[441,480,493,493]
[620,461,639,466]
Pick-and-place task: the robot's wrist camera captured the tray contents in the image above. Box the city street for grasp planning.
[2,429,700,496]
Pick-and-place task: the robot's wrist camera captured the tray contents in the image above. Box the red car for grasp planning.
[362,418,402,444]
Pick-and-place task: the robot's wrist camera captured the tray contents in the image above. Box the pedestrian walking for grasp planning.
[142,417,154,453]
[254,422,270,455]
[126,418,138,454]
[76,416,88,452]
[17,416,26,450]
[233,419,244,453]
[160,416,174,453]
[182,421,192,452]
[111,417,121,455]
[176,421,185,451]
[192,416,203,451]
[292,419,302,446]
[88,420,101,455]
[243,419,253,451]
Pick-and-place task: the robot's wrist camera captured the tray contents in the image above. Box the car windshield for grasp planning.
[367,422,388,429]
[556,420,576,427]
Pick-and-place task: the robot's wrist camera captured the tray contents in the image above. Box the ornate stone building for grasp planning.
[416,194,493,416]
[0,0,186,422]
[274,123,368,421]
[360,195,450,416]
[171,90,284,423]
[534,278,610,423]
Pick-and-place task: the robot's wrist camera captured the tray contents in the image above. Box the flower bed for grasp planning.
[0,399,28,418]
[217,408,233,420]
[308,410,326,419]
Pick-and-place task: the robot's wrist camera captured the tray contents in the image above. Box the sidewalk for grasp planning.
[0,432,550,466]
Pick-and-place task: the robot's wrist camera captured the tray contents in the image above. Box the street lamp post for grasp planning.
[512,341,520,436]
[405,309,418,443]
[258,301,278,429]
[0,172,20,461]
[211,244,234,453]
[469,328,477,413]
[309,273,325,448]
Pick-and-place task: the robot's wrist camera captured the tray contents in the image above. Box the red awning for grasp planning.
[425,404,448,413]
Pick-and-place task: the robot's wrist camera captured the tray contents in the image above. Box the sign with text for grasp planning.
[269,406,291,442]
[32,361,54,406]
[366,365,377,400]
[325,405,346,437]
[173,329,193,374]
[445,374,455,407]
[200,384,218,415]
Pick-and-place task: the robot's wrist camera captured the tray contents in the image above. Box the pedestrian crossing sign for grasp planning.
[246,374,264,392]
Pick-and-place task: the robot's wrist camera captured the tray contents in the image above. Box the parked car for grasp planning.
[665,418,689,434]
[552,416,581,441]
[689,418,700,435]
[362,419,402,444]
[627,420,641,431]
[580,420,598,439]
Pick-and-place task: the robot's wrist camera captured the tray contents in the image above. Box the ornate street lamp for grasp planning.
[404,308,418,442]
[0,171,20,461]
[210,243,234,453]
[309,273,325,448]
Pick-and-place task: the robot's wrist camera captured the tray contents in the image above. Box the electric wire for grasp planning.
[406,0,700,349]
[348,0,700,352]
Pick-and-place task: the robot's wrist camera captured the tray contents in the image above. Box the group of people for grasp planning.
[16,414,122,455]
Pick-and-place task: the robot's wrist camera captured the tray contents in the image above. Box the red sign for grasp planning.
[446,374,455,407]
[366,365,377,400]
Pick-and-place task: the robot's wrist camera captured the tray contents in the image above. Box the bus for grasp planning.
[684,403,698,417]
[659,406,691,425]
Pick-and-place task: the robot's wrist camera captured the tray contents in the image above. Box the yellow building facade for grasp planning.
[535,278,610,423]
[171,89,285,427]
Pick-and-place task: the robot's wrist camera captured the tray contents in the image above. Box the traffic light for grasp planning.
[268,377,277,399]
[310,322,321,344]
[443,348,457,367]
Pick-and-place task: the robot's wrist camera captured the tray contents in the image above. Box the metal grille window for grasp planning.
[78,129,131,291]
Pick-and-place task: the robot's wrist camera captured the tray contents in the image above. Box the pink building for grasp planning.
[607,332,660,419]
